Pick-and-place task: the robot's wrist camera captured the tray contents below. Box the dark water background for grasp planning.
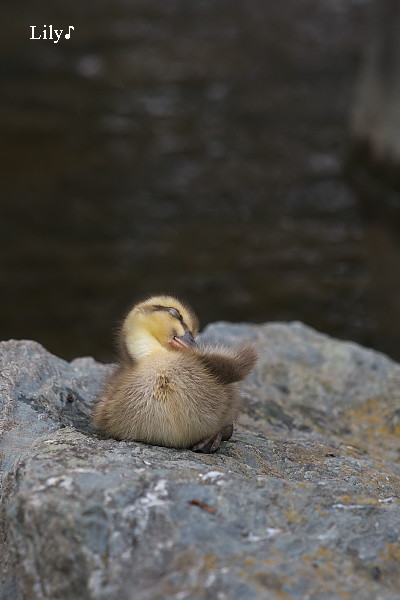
[2,0,400,362]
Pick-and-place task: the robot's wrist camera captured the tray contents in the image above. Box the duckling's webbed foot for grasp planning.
[221,424,234,441]
[191,424,234,453]
[191,431,223,453]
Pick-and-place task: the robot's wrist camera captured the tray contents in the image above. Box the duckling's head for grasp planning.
[120,295,199,362]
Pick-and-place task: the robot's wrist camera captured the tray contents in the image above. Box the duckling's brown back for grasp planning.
[93,350,240,448]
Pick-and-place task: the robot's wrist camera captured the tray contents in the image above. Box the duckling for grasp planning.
[93,295,257,453]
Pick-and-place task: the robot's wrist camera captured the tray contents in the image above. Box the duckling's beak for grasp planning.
[170,331,197,350]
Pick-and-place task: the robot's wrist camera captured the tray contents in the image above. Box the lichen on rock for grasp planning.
[1,323,400,600]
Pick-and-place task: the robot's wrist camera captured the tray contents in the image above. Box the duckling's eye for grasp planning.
[167,308,181,320]
[152,305,182,321]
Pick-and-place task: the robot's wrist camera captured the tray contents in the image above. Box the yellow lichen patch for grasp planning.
[337,592,353,600]
[235,552,294,599]
[378,542,400,563]
[344,397,400,460]
[372,543,400,589]
[283,444,332,465]
[308,547,331,559]
[243,557,257,568]
[334,495,378,506]
[301,546,336,577]
[252,571,293,599]
[202,553,218,571]
[261,556,285,568]
[283,509,305,524]
[333,494,399,507]
[297,547,358,599]
[236,551,284,574]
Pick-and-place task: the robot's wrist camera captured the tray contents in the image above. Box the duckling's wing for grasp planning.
[194,345,257,384]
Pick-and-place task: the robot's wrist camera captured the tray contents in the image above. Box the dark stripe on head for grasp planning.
[150,305,190,332]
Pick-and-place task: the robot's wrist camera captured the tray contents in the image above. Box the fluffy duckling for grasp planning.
[93,295,257,453]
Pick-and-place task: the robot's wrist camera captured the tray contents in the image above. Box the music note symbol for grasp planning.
[65,26,74,40]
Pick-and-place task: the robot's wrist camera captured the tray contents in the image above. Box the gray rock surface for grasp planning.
[1,322,400,600]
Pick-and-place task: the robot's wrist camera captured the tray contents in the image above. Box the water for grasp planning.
[3,0,399,363]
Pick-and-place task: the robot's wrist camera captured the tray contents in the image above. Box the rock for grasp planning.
[1,323,400,600]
